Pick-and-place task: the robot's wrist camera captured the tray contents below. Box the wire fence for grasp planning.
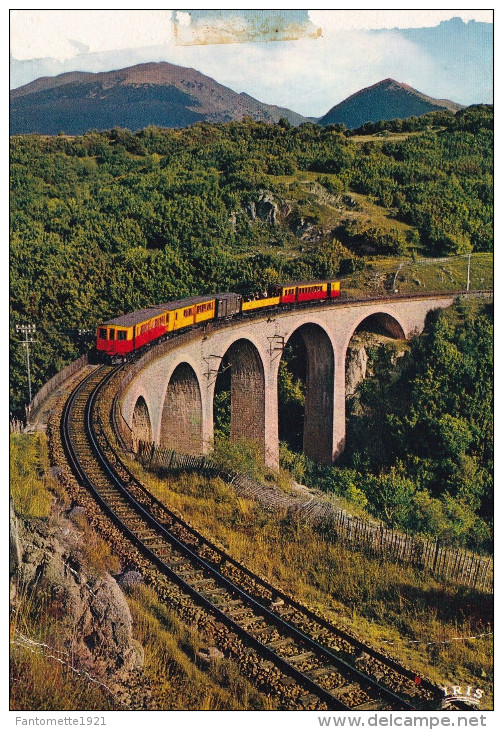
[135,441,493,595]
[26,353,90,424]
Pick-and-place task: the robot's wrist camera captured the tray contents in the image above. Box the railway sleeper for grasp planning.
[112,506,145,518]
[161,557,187,568]
[284,651,316,666]
[266,637,294,650]
[175,568,205,580]
[141,534,170,545]
[201,588,235,599]
[143,539,176,552]
[132,529,165,542]
[353,700,390,712]
[298,693,324,709]
[327,682,360,698]
[141,545,175,562]
[249,625,277,638]
[191,578,217,589]
[241,615,268,630]
[226,606,256,619]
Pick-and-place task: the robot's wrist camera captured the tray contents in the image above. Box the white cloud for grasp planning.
[10,9,493,62]
[10,10,175,61]
[309,9,492,32]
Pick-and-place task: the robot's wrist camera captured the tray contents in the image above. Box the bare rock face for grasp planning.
[345,344,368,396]
[245,190,288,226]
[256,191,279,225]
[12,514,143,677]
[9,498,21,578]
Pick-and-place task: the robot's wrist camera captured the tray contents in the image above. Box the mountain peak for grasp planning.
[10,62,309,135]
[318,78,463,129]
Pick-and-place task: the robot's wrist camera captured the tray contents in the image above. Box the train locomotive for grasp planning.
[96,279,340,363]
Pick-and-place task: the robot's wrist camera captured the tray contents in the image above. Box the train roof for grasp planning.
[273,278,340,288]
[156,294,217,311]
[157,292,242,310]
[214,292,242,300]
[102,307,166,328]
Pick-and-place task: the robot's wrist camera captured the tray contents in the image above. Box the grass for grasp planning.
[10,433,59,518]
[124,463,493,709]
[340,252,493,299]
[126,583,273,710]
[9,432,274,710]
[349,132,423,144]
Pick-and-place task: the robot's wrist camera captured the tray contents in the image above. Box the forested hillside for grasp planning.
[10,105,492,418]
[281,298,493,550]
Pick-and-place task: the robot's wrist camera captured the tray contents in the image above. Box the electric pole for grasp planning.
[16,324,36,405]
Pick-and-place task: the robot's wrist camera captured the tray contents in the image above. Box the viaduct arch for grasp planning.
[119,294,462,469]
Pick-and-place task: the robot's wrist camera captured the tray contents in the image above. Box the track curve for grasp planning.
[61,365,450,711]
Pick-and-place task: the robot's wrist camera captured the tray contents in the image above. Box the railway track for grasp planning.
[61,365,449,711]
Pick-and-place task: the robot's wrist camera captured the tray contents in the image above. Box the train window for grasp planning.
[117,331,127,340]
[109,329,115,340]
[140,323,148,334]
[99,328,107,340]
[184,308,193,317]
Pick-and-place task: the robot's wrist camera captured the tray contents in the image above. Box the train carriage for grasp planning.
[96,306,168,360]
[157,295,216,331]
[271,279,341,305]
[214,292,242,318]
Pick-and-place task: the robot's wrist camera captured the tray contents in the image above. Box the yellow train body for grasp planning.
[171,298,215,330]
[242,296,281,312]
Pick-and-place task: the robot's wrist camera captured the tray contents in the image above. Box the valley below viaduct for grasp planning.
[117,293,468,469]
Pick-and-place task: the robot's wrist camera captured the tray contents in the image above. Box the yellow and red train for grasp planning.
[96,279,341,362]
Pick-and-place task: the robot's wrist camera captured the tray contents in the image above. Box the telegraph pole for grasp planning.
[16,324,36,405]
[466,253,471,292]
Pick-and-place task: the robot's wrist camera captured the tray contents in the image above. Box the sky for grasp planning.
[9,7,494,118]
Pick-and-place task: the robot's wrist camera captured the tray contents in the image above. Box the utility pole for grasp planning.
[16,324,36,406]
[392,263,404,293]
[466,253,471,292]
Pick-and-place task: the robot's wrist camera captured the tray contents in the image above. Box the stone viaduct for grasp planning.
[118,294,462,470]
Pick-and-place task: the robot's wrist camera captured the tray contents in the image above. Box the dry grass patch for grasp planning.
[127,465,493,708]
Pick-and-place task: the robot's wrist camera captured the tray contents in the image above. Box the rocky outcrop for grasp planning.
[346,336,408,398]
[11,512,143,678]
[345,343,368,396]
[245,190,287,225]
